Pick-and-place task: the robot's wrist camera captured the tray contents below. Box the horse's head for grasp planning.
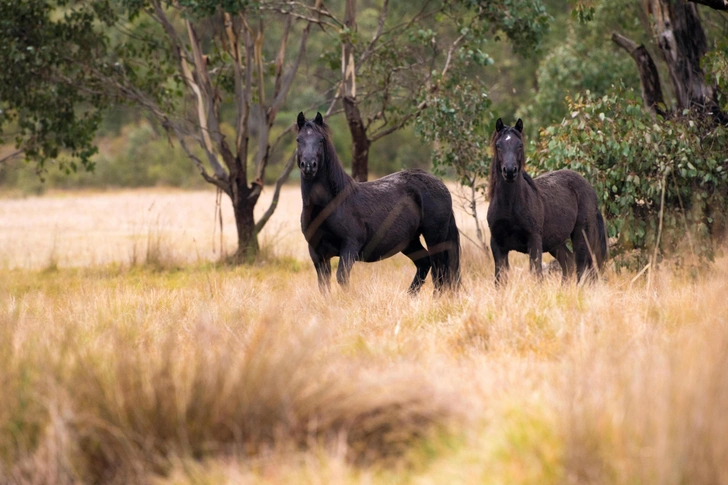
[296,111,327,180]
[492,118,524,183]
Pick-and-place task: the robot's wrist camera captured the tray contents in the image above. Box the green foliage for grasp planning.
[0,0,115,173]
[517,0,643,139]
[571,1,595,24]
[416,80,493,192]
[703,37,728,113]
[469,0,552,57]
[534,89,728,268]
[518,41,639,140]
[413,0,549,197]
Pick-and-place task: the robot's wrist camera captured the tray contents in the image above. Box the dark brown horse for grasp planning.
[487,118,607,285]
[297,112,460,293]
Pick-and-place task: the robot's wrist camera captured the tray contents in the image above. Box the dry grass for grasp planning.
[1,186,727,484]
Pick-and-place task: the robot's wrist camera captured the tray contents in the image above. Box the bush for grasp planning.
[534,88,728,268]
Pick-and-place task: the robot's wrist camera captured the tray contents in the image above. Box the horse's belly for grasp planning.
[491,221,530,253]
[358,218,418,262]
[359,232,414,262]
[359,241,409,262]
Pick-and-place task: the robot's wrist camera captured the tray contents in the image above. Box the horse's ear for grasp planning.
[314,112,324,126]
[496,118,504,133]
[297,112,306,130]
[515,118,523,133]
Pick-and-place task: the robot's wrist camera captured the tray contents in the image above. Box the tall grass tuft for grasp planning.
[1,315,458,484]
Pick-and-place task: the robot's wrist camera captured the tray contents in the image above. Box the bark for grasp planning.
[647,0,718,113]
[342,0,371,182]
[233,188,260,263]
[611,32,667,115]
[344,97,371,182]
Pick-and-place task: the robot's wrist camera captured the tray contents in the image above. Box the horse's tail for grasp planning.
[595,211,608,269]
[445,211,461,290]
[428,209,461,292]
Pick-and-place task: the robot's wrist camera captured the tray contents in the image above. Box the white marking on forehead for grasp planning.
[505,135,511,141]
[306,128,314,135]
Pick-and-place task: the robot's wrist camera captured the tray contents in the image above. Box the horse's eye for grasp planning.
[319,138,324,145]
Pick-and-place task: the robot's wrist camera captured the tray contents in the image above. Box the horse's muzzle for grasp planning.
[300,160,318,179]
[502,167,519,182]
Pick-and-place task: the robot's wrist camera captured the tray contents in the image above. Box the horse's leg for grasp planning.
[403,238,431,294]
[336,245,359,288]
[309,246,331,293]
[491,239,509,287]
[571,228,595,283]
[550,244,575,282]
[528,235,544,279]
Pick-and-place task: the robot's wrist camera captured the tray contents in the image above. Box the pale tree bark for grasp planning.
[342,0,370,182]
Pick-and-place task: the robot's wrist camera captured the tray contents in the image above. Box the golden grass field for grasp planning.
[1,185,727,484]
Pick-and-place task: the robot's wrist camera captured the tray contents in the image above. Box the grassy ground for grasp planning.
[1,187,727,484]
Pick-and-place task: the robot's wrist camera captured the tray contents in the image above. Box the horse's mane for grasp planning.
[488,126,530,199]
[302,119,354,193]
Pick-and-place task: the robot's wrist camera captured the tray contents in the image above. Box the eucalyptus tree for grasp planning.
[1,0,330,261]
[327,0,551,181]
[107,0,331,261]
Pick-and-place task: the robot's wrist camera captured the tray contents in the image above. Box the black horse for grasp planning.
[296,112,460,293]
[487,118,607,285]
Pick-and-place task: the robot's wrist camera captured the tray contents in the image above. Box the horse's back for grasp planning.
[362,169,452,216]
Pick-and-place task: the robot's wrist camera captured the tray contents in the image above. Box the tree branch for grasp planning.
[253,0,323,186]
[612,32,666,116]
[441,33,466,78]
[369,100,427,143]
[223,12,249,164]
[254,151,297,233]
[176,132,232,196]
[184,17,237,173]
[356,1,438,73]
[272,14,293,103]
[258,6,340,29]
[357,0,389,67]
[690,0,728,10]
[152,1,229,180]
[0,149,24,165]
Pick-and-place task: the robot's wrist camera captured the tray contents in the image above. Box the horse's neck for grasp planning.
[301,158,354,208]
[301,181,331,208]
[493,175,530,208]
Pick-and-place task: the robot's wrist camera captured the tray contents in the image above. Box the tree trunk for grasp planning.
[344,96,371,182]
[611,32,667,116]
[342,0,371,182]
[647,0,719,114]
[231,174,261,263]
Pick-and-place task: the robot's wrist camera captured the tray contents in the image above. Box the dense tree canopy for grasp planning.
[0,1,114,172]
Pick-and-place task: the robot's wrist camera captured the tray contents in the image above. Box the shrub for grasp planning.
[534,88,728,268]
